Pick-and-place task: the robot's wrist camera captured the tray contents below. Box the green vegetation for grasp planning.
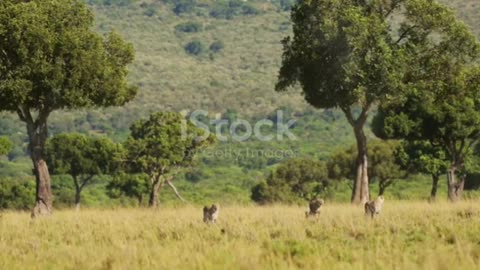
[175,21,203,33]
[275,0,477,204]
[0,137,13,156]
[123,112,215,207]
[0,177,34,210]
[45,134,123,208]
[328,140,406,197]
[209,40,225,53]
[373,15,480,202]
[1,2,480,266]
[0,0,479,209]
[184,40,206,55]
[0,0,136,215]
[251,157,330,204]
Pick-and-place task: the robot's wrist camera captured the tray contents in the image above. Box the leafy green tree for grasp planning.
[328,140,406,196]
[372,2,480,201]
[375,72,480,201]
[45,133,123,209]
[395,141,448,201]
[275,0,471,204]
[124,112,215,207]
[0,136,13,156]
[0,0,136,215]
[276,0,402,203]
[107,173,149,206]
[251,157,329,204]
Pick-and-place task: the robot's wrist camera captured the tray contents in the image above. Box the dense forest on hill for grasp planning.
[0,0,479,208]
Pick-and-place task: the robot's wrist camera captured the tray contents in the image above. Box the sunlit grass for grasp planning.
[1,201,480,269]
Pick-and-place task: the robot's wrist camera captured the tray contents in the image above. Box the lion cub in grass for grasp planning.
[203,204,219,224]
[305,198,324,218]
[364,196,384,218]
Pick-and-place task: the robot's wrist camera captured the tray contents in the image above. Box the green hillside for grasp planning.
[91,0,480,120]
[1,0,479,137]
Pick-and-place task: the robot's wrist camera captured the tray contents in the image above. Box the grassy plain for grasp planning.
[1,201,480,269]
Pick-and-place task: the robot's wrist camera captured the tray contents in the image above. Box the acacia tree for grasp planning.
[372,1,480,201]
[0,0,136,215]
[275,0,472,204]
[124,112,215,207]
[45,133,123,209]
[374,67,480,202]
[327,140,406,196]
[394,141,448,201]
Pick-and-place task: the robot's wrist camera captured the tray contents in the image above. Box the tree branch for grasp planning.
[395,25,418,45]
[80,175,94,190]
[166,178,186,202]
[358,105,371,127]
[17,106,33,124]
[383,0,404,18]
[340,106,355,126]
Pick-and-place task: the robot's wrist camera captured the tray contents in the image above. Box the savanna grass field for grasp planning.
[1,201,480,270]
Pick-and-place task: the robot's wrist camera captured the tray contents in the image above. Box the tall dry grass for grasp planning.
[1,201,480,269]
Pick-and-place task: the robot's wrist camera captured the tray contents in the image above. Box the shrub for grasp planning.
[175,22,203,33]
[87,0,136,6]
[209,40,224,53]
[173,0,196,16]
[251,157,330,204]
[185,169,204,183]
[241,5,259,16]
[209,6,235,20]
[144,7,156,17]
[0,177,35,210]
[184,41,205,55]
[0,136,13,156]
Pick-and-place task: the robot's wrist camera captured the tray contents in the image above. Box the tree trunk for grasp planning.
[148,177,164,208]
[26,119,53,217]
[379,182,386,196]
[75,188,81,211]
[447,166,465,202]
[137,194,143,206]
[429,174,439,202]
[352,126,369,204]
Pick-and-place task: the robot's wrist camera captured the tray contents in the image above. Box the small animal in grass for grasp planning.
[305,198,324,218]
[203,204,219,224]
[364,196,385,218]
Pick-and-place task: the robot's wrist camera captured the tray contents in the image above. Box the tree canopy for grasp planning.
[45,133,123,208]
[275,0,405,203]
[251,157,330,204]
[124,112,215,207]
[107,173,150,206]
[372,3,480,201]
[394,141,449,201]
[0,0,136,215]
[276,0,480,204]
